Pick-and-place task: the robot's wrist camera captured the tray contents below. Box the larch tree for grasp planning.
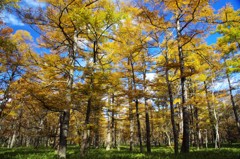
[19,0,121,157]
[107,5,152,152]
[161,0,215,153]
[0,29,33,117]
[69,0,123,155]
[215,5,240,135]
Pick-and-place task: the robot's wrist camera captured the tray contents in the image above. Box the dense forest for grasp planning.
[0,0,240,158]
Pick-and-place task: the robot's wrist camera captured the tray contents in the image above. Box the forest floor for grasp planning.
[0,144,240,159]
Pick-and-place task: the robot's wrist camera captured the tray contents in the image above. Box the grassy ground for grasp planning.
[0,144,240,159]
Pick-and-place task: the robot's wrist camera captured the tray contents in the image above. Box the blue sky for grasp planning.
[0,0,47,54]
[213,0,240,10]
[206,0,240,44]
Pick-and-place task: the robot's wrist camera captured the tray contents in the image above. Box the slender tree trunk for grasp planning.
[130,56,143,153]
[179,105,183,135]
[53,126,59,149]
[168,81,179,154]
[26,136,30,147]
[117,113,122,151]
[81,97,92,155]
[17,108,23,147]
[135,99,143,153]
[106,111,111,150]
[58,31,76,158]
[111,95,115,148]
[114,120,117,148]
[58,110,70,159]
[226,72,240,135]
[10,130,17,148]
[199,130,202,148]
[194,107,201,149]
[165,132,171,146]
[128,58,134,151]
[106,94,112,151]
[81,40,98,156]
[205,129,208,148]
[188,80,195,148]
[58,115,69,153]
[191,83,201,149]
[150,107,154,145]
[212,103,220,148]
[189,105,194,147]
[94,106,100,149]
[164,43,178,154]
[143,65,151,153]
[176,18,189,153]
[7,136,11,148]
[204,81,219,148]
[145,98,151,153]
[129,100,134,151]
[114,99,119,148]
[179,56,189,153]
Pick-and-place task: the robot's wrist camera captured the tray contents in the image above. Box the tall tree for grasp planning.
[162,0,215,153]
[216,5,240,135]
[0,29,32,117]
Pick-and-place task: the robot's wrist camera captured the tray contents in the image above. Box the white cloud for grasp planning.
[146,72,156,81]
[212,74,239,92]
[0,0,47,26]
[0,11,24,26]
[22,0,46,8]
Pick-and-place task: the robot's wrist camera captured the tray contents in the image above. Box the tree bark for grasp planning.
[213,108,220,148]
[204,81,219,148]
[194,107,201,149]
[106,110,111,150]
[226,72,240,135]
[143,60,151,153]
[80,97,92,155]
[145,99,151,153]
[176,18,189,153]
[117,112,122,151]
[10,130,17,148]
[94,106,100,149]
[128,58,134,151]
[57,30,76,158]
[106,94,112,151]
[164,40,178,154]
[165,132,171,146]
[129,100,134,151]
[130,56,143,153]
[135,99,143,153]
[111,95,116,148]
[58,110,70,159]
[114,119,117,148]
[81,40,98,156]
[205,129,208,148]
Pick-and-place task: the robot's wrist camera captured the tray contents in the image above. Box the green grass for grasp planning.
[0,144,240,159]
[0,147,56,159]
